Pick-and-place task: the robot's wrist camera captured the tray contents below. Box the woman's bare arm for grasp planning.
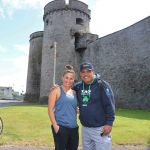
[48,87,60,133]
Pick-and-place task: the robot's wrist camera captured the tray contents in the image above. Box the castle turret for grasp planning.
[39,0,91,102]
[25,31,43,102]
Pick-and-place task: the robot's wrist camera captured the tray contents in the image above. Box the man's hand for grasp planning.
[77,107,80,114]
[50,84,59,92]
[101,125,112,136]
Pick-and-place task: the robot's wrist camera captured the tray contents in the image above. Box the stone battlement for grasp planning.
[43,0,90,20]
[30,31,43,41]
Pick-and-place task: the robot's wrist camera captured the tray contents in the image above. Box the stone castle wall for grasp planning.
[25,0,150,108]
[25,31,43,102]
[82,17,150,108]
[39,0,91,102]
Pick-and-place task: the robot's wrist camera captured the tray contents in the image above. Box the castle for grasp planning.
[25,0,150,109]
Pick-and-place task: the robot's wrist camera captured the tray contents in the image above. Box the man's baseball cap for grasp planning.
[80,62,94,71]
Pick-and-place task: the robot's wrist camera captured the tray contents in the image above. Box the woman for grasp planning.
[48,65,78,150]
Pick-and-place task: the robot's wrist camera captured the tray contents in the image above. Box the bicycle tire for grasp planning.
[0,117,3,135]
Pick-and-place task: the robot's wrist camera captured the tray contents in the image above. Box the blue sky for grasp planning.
[0,0,149,93]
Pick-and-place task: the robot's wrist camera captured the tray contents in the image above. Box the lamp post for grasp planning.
[53,42,57,85]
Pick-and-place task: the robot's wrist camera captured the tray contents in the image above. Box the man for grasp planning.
[73,62,115,150]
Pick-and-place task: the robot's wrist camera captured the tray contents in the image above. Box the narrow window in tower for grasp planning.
[46,19,49,25]
[76,18,83,25]
[74,32,80,50]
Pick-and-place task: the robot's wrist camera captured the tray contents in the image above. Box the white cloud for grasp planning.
[11,55,28,92]
[1,0,50,9]
[14,44,29,55]
[90,0,150,37]
[0,7,5,18]
[0,44,29,93]
[0,0,50,18]
[0,45,7,53]
[0,71,27,93]
[0,55,28,93]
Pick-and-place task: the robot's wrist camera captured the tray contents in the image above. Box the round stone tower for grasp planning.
[25,31,43,102]
[39,0,91,102]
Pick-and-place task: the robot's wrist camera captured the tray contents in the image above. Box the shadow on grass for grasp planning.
[116,108,150,120]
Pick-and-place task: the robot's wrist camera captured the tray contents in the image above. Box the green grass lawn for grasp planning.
[113,109,150,145]
[0,105,150,146]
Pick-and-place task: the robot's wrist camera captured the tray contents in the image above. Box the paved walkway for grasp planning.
[0,100,23,107]
[0,100,29,108]
[0,145,149,150]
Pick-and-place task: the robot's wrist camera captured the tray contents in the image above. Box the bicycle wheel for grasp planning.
[0,117,3,135]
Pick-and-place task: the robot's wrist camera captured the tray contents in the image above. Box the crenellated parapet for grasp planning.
[43,0,90,21]
[69,0,90,16]
[30,31,43,41]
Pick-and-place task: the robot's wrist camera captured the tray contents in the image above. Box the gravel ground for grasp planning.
[0,145,149,150]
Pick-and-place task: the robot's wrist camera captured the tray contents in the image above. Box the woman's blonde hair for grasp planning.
[63,64,75,78]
